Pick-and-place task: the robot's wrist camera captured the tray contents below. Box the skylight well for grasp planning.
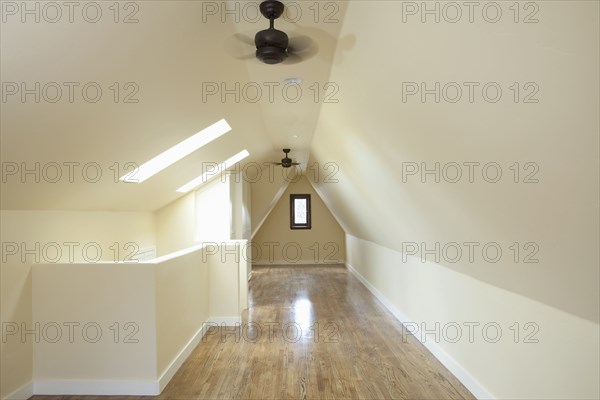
[120,119,232,183]
[176,149,250,193]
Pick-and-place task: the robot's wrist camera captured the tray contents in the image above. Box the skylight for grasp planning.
[120,119,232,183]
[176,149,250,193]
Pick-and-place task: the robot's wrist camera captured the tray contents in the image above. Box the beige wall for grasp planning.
[312,0,599,324]
[311,1,599,397]
[33,263,157,382]
[0,210,155,399]
[249,165,290,237]
[3,242,244,397]
[346,235,599,399]
[208,242,247,318]
[252,176,345,264]
[231,176,251,241]
[1,177,250,397]
[0,210,156,263]
[155,192,196,256]
[0,260,32,399]
[155,174,250,256]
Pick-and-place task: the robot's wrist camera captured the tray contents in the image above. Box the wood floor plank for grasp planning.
[31,264,475,400]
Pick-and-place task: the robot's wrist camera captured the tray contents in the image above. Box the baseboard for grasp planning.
[158,323,208,392]
[344,262,494,400]
[208,316,242,326]
[2,381,33,400]
[158,317,241,391]
[33,379,159,396]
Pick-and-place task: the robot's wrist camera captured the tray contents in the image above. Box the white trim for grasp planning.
[157,323,208,392]
[251,179,290,239]
[33,379,159,396]
[344,262,494,400]
[2,381,33,400]
[208,316,242,326]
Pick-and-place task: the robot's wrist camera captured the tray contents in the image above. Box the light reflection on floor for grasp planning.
[292,297,313,332]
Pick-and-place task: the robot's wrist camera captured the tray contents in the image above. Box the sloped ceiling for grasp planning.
[2,1,598,323]
[0,1,348,210]
[310,1,599,322]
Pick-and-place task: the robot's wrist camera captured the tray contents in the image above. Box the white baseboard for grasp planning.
[2,381,33,400]
[158,323,208,392]
[344,262,494,400]
[33,379,159,396]
[208,316,242,326]
[158,317,242,392]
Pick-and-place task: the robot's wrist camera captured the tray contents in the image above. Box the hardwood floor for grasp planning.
[31,264,474,400]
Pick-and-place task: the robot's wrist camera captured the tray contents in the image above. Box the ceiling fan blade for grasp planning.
[224,33,256,60]
[234,33,255,46]
[288,35,313,52]
[237,53,256,61]
[283,53,303,65]
[287,35,318,61]
[290,162,301,165]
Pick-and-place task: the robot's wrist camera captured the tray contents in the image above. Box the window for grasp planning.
[194,178,231,242]
[176,149,249,193]
[290,194,311,229]
[120,119,231,183]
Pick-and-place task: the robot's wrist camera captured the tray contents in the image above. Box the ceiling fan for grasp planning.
[228,0,317,65]
[270,149,301,168]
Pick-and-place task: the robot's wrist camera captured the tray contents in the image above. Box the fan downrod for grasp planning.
[255,0,288,64]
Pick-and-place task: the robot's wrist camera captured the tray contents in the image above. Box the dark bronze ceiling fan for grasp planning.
[227,0,317,65]
[269,149,301,168]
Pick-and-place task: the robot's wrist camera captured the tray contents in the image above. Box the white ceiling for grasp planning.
[0,0,349,210]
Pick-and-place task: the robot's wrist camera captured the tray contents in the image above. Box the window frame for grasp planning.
[290,194,311,230]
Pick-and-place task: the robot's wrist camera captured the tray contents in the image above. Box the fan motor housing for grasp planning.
[255,29,289,64]
[281,157,292,167]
